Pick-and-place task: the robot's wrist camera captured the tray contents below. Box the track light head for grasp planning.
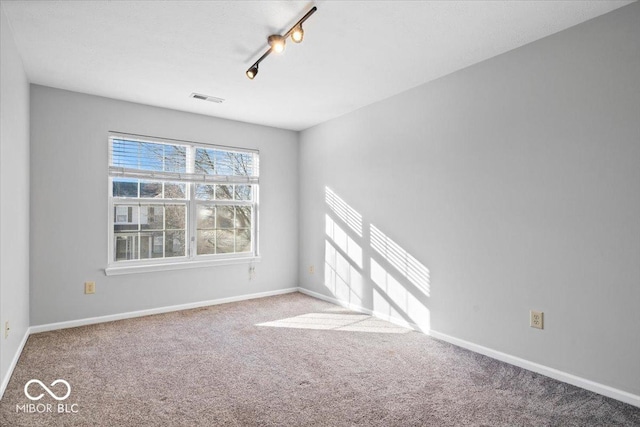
[246,64,258,80]
[268,35,286,53]
[291,25,304,43]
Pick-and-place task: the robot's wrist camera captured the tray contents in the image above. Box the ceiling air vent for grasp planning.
[190,93,225,103]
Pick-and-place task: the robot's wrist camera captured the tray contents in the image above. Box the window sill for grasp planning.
[104,256,261,276]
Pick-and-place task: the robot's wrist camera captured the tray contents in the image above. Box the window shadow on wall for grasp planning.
[322,186,431,332]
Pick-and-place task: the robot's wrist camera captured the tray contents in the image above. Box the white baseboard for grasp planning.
[0,326,30,400]
[428,330,640,408]
[298,287,640,408]
[30,287,299,334]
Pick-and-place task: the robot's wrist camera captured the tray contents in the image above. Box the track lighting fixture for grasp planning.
[245,6,317,79]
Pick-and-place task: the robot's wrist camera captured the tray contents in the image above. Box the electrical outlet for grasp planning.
[248,266,256,280]
[309,265,314,274]
[84,281,96,294]
[530,310,543,329]
[4,321,9,339]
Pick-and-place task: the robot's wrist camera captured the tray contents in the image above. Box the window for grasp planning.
[107,133,259,273]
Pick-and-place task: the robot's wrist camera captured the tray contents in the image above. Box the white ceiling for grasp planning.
[2,0,633,131]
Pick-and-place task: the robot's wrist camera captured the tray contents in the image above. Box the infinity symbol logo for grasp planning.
[24,379,71,401]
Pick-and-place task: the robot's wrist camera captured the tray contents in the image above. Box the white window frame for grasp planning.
[105,132,260,276]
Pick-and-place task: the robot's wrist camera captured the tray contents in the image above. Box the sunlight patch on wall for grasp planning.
[257,313,410,334]
[371,258,430,332]
[321,187,430,333]
[325,240,364,306]
[370,224,430,297]
[326,215,362,268]
[326,187,363,237]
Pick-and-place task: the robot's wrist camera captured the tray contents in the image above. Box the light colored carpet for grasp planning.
[1,292,638,426]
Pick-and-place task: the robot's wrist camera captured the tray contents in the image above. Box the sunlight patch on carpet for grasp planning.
[256,313,411,334]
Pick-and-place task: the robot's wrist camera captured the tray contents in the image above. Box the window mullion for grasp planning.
[137,207,141,260]
[189,183,196,259]
[187,145,196,260]
[162,205,166,259]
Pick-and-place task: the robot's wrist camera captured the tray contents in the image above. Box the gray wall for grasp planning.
[30,86,298,325]
[0,6,30,388]
[298,3,640,396]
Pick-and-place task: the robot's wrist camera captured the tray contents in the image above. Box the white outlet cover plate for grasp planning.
[530,310,544,329]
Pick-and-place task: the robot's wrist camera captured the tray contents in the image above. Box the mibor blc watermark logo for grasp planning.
[16,379,79,414]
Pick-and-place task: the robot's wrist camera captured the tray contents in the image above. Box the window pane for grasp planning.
[114,205,139,231]
[195,148,216,175]
[111,139,186,173]
[164,183,186,199]
[111,139,142,169]
[115,233,138,261]
[216,185,233,200]
[194,148,254,177]
[197,205,216,229]
[165,231,185,257]
[114,179,186,200]
[115,206,127,223]
[196,184,215,200]
[197,230,216,254]
[196,205,252,255]
[195,149,233,176]
[114,204,186,262]
[235,206,252,228]
[141,206,164,230]
[216,206,234,229]
[233,153,254,176]
[140,181,162,198]
[166,205,186,230]
[163,145,187,172]
[216,230,234,253]
[214,151,234,176]
[140,232,164,259]
[236,229,251,253]
[113,179,138,198]
[235,185,252,201]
